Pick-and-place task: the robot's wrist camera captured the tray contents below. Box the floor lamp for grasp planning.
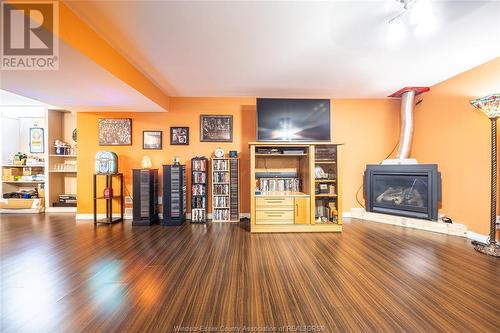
[470,93,500,257]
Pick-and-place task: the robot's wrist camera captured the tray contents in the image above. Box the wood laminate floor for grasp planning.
[0,214,499,333]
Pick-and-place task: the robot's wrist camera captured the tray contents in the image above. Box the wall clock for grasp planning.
[214,147,224,158]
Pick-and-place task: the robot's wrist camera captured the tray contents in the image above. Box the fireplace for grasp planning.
[364,164,441,220]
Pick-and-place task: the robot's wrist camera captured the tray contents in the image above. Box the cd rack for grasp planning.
[211,157,240,222]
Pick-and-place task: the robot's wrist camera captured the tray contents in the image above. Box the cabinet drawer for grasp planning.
[256,210,294,224]
[256,197,293,210]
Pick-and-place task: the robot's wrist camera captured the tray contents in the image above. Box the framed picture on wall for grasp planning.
[200,115,233,142]
[98,118,132,146]
[170,127,189,145]
[29,127,44,153]
[143,130,163,149]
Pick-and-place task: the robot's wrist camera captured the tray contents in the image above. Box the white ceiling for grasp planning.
[0,41,165,112]
[0,89,60,108]
[67,0,500,98]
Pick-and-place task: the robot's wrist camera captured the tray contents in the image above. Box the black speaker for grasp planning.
[132,169,159,226]
[162,164,186,226]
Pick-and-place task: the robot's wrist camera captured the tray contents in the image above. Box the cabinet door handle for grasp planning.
[296,203,299,217]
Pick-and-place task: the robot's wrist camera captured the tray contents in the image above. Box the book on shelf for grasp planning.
[213,159,229,171]
[192,172,206,184]
[192,159,206,171]
[213,209,230,221]
[192,196,206,208]
[258,178,300,192]
[213,196,229,208]
[191,157,208,223]
[192,184,206,196]
[214,184,229,195]
[192,209,206,222]
[213,172,229,183]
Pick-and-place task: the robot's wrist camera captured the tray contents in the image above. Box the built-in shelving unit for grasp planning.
[211,157,240,222]
[250,142,342,233]
[0,108,47,213]
[314,145,341,224]
[46,110,77,212]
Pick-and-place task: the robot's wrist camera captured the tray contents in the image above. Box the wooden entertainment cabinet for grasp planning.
[250,142,343,233]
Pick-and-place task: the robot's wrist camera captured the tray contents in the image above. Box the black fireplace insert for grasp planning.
[364,164,441,220]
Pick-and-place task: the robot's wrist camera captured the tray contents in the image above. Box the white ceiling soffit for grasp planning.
[0,41,165,112]
[67,0,500,98]
[0,89,60,108]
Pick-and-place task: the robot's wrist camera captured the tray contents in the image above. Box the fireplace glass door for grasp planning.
[372,174,429,213]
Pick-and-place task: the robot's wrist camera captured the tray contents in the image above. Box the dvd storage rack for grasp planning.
[132,169,159,226]
[211,157,240,222]
[162,164,186,226]
[191,157,208,223]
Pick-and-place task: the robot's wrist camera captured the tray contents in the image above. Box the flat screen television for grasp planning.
[256,98,331,141]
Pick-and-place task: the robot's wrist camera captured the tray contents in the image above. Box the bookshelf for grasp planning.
[211,157,240,222]
[249,142,343,233]
[191,157,208,223]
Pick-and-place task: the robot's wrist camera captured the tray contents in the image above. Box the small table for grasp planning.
[93,173,124,224]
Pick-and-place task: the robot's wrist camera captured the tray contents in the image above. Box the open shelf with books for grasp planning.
[191,157,208,223]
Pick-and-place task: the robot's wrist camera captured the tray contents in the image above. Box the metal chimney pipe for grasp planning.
[396,90,416,159]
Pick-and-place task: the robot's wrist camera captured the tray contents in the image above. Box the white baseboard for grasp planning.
[76,213,132,220]
[46,207,77,213]
[350,208,468,237]
[342,211,352,218]
[466,231,489,243]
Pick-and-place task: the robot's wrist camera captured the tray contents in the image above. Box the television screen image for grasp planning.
[257,98,331,141]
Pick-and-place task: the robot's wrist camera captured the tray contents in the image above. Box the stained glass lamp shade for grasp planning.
[470,94,500,118]
[469,93,500,257]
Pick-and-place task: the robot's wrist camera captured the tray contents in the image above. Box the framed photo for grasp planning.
[200,115,233,142]
[143,130,163,149]
[98,118,132,146]
[170,127,189,145]
[29,127,44,153]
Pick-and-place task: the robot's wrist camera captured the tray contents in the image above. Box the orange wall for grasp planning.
[413,57,500,234]
[59,1,170,110]
[77,97,399,215]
